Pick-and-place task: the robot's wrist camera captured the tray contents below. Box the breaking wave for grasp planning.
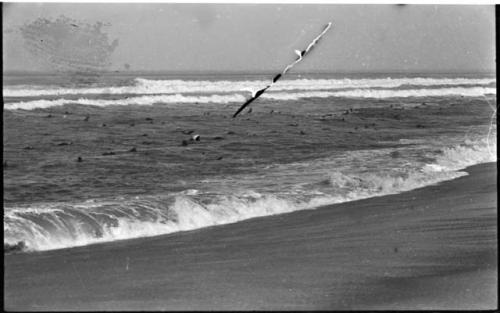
[326,140,495,201]
[4,87,496,111]
[314,136,495,200]
[3,94,247,110]
[4,77,495,98]
[4,138,495,253]
[4,193,333,252]
[330,87,496,99]
[264,87,496,100]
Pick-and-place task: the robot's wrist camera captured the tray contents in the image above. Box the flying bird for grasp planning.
[233,22,333,118]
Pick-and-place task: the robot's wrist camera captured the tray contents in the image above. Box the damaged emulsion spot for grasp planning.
[232,22,333,118]
[20,15,118,83]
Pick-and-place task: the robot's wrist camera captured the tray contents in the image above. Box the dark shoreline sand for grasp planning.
[4,162,497,310]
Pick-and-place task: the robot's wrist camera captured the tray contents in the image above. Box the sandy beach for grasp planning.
[4,162,497,310]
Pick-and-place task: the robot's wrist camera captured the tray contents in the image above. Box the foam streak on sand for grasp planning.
[3,87,496,111]
[4,138,496,252]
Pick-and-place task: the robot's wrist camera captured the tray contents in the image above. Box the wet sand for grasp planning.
[4,162,497,310]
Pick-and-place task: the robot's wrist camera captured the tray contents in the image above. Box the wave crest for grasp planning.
[4,193,317,252]
[4,77,495,98]
[3,94,246,110]
[4,87,496,111]
[4,137,495,253]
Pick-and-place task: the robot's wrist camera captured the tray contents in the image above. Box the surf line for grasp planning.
[481,95,498,159]
[232,22,333,118]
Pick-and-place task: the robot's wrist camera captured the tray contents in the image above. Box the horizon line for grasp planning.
[3,69,496,76]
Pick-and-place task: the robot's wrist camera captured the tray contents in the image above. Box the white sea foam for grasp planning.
[326,137,496,201]
[4,87,496,111]
[3,94,247,110]
[431,138,496,171]
[328,169,466,201]
[330,87,496,99]
[3,193,328,251]
[3,77,495,97]
[261,87,496,100]
[4,138,495,252]
[263,87,496,100]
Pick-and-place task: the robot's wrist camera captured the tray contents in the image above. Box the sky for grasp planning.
[2,3,496,73]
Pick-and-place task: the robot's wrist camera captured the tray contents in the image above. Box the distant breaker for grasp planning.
[4,86,496,111]
[4,77,495,98]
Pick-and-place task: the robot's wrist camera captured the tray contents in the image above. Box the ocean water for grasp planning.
[3,72,497,252]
